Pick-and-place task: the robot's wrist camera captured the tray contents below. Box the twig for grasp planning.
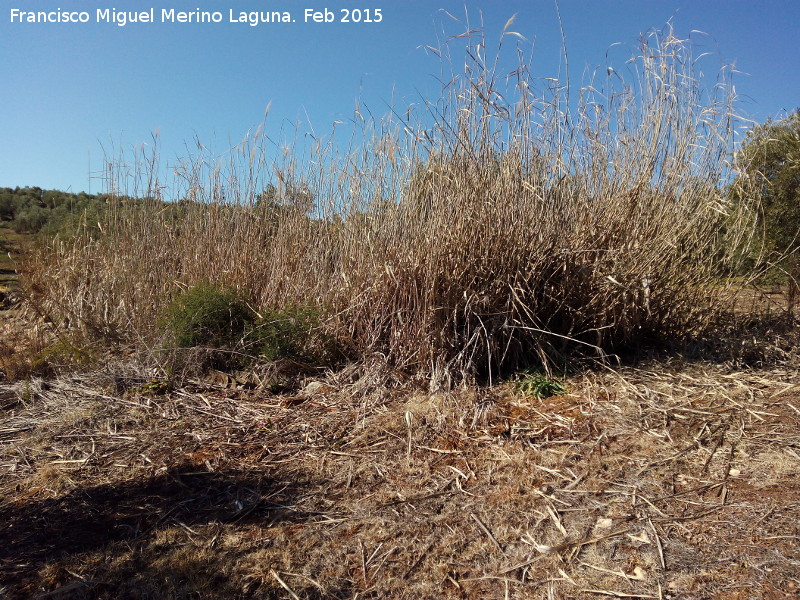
[581,589,657,598]
[649,519,665,570]
[270,570,300,600]
[281,571,325,592]
[360,539,368,587]
[471,512,506,555]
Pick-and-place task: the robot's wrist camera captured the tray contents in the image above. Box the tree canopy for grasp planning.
[0,187,110,236]
[736,110,800,258]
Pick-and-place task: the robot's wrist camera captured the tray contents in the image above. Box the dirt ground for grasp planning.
[1,345,799,599]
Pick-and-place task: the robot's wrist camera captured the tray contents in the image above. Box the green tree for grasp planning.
[736,110,800,257]
[0,189,14,221]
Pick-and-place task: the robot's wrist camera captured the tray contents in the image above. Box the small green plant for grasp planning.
[165,283,254,349]
[32,340,98,373]
[514,371,567,400]
[21,378,34,402]
[131,379,171,395]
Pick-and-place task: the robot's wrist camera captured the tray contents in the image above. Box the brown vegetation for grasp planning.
[22,26,754,381]
[2,353,799,598]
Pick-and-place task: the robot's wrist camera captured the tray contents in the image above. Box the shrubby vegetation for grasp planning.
[249,303,340,365]
[0,187,113,236]
[729,110,800,274]
[162,283,340,370]
[19,26,767,382]
[165,283,253,351]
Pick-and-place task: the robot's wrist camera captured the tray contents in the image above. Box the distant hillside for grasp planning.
[0,186,110,236]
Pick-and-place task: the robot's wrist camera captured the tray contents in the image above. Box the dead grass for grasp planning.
[23,23,755,381]
[2,350,800,599]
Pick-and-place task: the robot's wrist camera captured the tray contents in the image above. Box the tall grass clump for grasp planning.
[24,22,753,382]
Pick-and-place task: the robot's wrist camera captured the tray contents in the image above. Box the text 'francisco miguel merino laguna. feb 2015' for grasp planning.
[8,8,384,26]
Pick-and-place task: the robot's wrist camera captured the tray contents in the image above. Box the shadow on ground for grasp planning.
[0,465,317,598]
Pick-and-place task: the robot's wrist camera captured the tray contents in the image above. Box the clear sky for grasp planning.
[1,1,798,193]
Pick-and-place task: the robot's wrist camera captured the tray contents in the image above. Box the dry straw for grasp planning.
[25,23,753,381]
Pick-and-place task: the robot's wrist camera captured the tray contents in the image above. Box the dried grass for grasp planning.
[22,23,754,381]
[2,346,799,598]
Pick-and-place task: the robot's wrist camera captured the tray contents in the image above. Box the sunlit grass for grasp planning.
[24,23,754,382]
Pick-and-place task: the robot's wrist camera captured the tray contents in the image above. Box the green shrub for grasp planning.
[248,304,339,365]
[514,371,567,400]
[164,286,338,371]
[732,110,800,259]
[30,340,99,375]
[165,283,255,349]
[131,379,171,395]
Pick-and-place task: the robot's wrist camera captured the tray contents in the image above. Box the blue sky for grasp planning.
[1,1,798,193]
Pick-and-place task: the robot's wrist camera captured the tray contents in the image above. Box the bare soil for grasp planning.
[1,348,800,599]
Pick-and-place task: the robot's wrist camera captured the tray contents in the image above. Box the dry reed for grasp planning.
[24,23,753,381]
